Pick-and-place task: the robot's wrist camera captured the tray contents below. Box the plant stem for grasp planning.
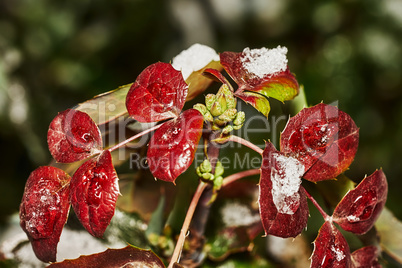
[222,168,260,187]
[303,187,331,221]
[168,181,208,268]
[227,135,264,155]
[107,123,162,152]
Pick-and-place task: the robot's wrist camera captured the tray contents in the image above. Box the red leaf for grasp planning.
[311,221,353,268]
[126,62,188,123]
[19,166,71,263]
[47,109,103,163]
[147,109,203,183]
[351,246,381,268]
[47,245,165,268]
[258,142,309,238]
[203,68,233,90]
[220,48,299,102]
[70,150,120,238]
[280,103,359,182]
[333,169,387,234]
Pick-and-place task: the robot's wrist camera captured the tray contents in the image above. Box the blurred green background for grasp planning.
[0,0,401,226]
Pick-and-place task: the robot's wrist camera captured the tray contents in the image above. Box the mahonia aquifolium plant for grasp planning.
[19,44,387,267]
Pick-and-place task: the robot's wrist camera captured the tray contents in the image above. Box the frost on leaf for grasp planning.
[333,169,387,234]
[311,221,353,268]
[280,103,359,182]
[19,166,71,263]
[147,109,203,183]
[258,142,308,238]
[70,150,120,238]
[47,245,165,268]
[47,109,103,163]
[126,62,188,123]
[172,43,220,80]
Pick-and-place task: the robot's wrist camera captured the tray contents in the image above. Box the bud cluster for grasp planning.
[193,84,245,135]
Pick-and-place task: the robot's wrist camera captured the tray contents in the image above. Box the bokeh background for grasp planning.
[0,0,401,235]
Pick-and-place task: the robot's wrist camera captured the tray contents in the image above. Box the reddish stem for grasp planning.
[303,187,331,221]
[227,135,263,155]
[222,168,260,187]
[168,182,208,268]
[107,123,162,152]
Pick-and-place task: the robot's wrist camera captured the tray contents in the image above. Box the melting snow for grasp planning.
[172,43,220,80]
[271,154,304,215]
[241,46,288,78]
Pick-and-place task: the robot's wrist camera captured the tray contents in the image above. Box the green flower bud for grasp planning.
[233,124,243,130]
[233,111,246,126]
[218,108,237,122]
[222,125,233,135]
[200,159,212,173]
[193,103,207,115]
[205,94,216,111]
[214,161,224,177]
[213,176,223,191]
[215,93,227,113]
[218,84,231,96]
[202,172,214,181]
[211,122,221,131]
[210,101,223,117]
[203,111,214,122]
[196,166,202,177]
[226,94,236,109]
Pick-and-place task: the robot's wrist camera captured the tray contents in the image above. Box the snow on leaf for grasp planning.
[172,43,220,80]
[258,142,308,238]
[147,109,204,183]
[70,150,120,238]
[240,46,288,79]
[125,62,188,123]
[280,103,359,182]
[47,245,165,268]
[333,169,387,235]
[311,221,353,268]
[19,166,71,263]
[47,109,103,163]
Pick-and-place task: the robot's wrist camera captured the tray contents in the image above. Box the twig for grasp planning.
[303,187,331,221]
[168,182,208,268]
[222,168,260,187]
[227,135,264,155]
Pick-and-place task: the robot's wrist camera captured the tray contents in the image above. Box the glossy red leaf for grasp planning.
[47,109,103,163]
[311,221,353,268]
[280,103,359,182]
[220,49,299,102]
[70,150,119,238]
[203,68,233,90]
[19,166,71,263]
[235,91,270,118]
[333,169,387,235]
[351,246,381,268]
[258,142,309,238]
[47,245,165,267]
[126,62,188,123]
[147,109,203,183]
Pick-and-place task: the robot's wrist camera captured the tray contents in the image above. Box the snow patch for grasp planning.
[241,46,288,78]
[172,43,220,80]
[221,202,260,227]
[331,245,346,261]
[271,154,304,215]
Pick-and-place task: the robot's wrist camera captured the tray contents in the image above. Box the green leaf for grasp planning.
[375,207,402,264]
[235,91,270,118]
[75,83,131,125]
